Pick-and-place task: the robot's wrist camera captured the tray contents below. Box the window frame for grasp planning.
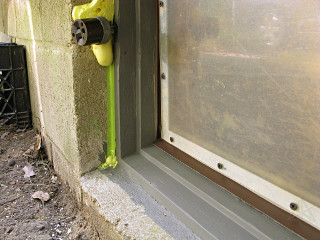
[114,1,319,239]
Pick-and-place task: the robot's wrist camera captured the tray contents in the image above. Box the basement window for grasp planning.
[115,1,320,239]
[159,0,320,230]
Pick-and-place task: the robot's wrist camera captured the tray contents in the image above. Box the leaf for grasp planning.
[23,165,35,178]
[36,134,42,151]
[1,132,10,140]
[32,191,50,203]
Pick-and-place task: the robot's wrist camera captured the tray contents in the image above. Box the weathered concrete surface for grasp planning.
[72,46,108,174]
[81,169,199,240]
[81,171,172,239]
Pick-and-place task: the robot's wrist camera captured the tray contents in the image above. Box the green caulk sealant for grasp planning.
[99,63,117,169]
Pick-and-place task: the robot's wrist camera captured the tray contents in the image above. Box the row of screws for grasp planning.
[171,136,224,170]
[215,162,298,210]
[169,137,298,211]
[162,1,298,208]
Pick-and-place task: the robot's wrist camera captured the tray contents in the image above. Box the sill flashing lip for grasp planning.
[122,145,304,240]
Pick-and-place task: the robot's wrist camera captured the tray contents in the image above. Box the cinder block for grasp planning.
[14,0,42,41]
[16,38,106,176]
[33,43,79,166]
[0,1,8,33]
[40,1,73,45]
[6,0,16,37]
[52,145,82,203]
[15,39,79,167]
[72,47,108,174]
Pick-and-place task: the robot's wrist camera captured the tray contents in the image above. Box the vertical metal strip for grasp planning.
[135,0,141,152]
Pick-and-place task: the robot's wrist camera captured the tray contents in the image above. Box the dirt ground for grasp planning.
[0,124,99,240]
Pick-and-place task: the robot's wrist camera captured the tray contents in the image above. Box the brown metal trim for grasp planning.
[156,0,162,140]
[155,139,320,240]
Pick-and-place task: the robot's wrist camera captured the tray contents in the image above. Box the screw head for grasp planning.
[161,73,166,79]
[159,1,164,7]
[290,202,298,211]
[217,163,223,169]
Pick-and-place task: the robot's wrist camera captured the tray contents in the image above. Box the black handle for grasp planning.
[71,17,114,46]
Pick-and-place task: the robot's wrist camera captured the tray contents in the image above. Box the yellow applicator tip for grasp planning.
[92,42,113,67]
[99,155,118,170]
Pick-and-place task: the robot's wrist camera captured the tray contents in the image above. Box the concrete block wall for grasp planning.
[0,0,108,194]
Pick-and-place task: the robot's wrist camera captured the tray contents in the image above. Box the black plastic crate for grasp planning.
[0,43,32,127]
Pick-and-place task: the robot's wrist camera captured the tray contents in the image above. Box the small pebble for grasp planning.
[37,224,45,231]
[8,159,15,166]
[6,226,13,234]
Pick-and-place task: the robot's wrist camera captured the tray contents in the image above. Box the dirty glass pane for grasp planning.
[165,0,320,206]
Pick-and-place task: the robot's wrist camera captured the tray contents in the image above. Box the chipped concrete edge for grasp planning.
[80,170,173,240]
[81,194,123,240]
